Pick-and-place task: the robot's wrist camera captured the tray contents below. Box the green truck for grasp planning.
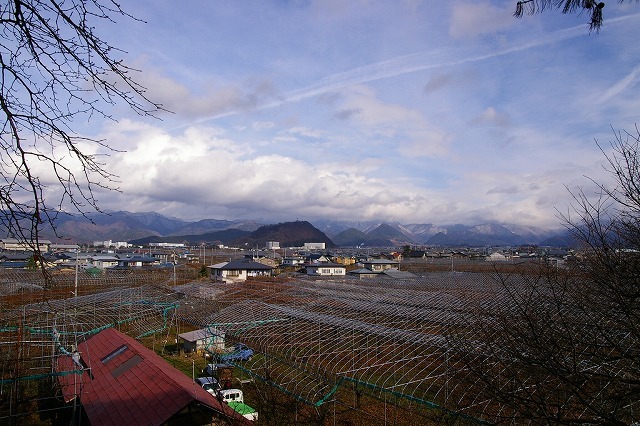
[227,400,258,421]
[219,389,258,421]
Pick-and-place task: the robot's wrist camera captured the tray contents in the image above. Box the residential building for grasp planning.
[87,254,120,269]
[178,327,225,353]
[50,243,80,252]
[348,268,380,279]
[333,256,356,265]
[361,259,399,272]
[486,251,509,262]
[116,254,160,268]
[0,238,50,252]
[55,328,250,425]
[304,253,331,263]
[208,260,274,283]
[349,267,416,279]
[409,250,427,259]
[304,242,326,250]
[305,262,346,276]
[281,256,305,266]
[0,252,59,269]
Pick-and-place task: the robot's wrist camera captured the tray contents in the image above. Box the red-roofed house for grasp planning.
[56,327,251,425]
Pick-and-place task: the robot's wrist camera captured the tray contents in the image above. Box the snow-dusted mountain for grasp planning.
[322,221,559,247]
[32,211,564,247]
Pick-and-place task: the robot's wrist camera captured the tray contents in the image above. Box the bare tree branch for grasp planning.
[447,126,640,423]
[0,0,164,282]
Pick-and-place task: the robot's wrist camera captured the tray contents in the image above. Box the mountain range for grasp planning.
[32,211,571,248]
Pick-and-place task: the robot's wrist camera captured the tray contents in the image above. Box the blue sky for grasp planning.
[69,1,640,229]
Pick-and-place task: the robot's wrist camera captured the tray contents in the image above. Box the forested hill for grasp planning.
[230,221,336,248]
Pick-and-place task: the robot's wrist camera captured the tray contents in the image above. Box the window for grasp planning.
[111,354,143,378]
[101,345,128,364]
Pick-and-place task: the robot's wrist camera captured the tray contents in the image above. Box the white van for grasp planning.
[219,388,243,403]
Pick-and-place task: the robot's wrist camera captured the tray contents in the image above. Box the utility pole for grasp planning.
[74,249,79,297]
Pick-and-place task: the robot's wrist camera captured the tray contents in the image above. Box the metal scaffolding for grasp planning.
[1,268,628,424]
[175,273,506,422]
[0,268,191,424]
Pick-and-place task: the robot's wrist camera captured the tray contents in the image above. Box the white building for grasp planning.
[87,254,120,269]
[178,327,225,353]
[266,241,280,249]
[49,243,80,252]
[93,240,131,249]
[304,242,325,250]
[486,252,509,262]
[305,262,346,276]
[0,238,51,252]
[149,242,185,248]
[281,256,305,266]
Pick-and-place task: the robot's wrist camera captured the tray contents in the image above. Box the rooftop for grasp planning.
[56,327,249,425]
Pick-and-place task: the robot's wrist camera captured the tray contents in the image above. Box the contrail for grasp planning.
[599,64,640,103]
[198,13,640,123]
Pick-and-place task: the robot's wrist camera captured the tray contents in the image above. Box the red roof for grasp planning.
[56,327,251,425]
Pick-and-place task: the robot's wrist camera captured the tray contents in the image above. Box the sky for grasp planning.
[58,1,640,230]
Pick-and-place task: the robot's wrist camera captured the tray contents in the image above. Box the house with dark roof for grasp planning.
[361,259,399,272]
[303,253,331,263]
[379,268,416,279]
[56,327,251,425]
[87,254,120,269]
[0,252,59,269]
[116,254,160,268]
[408,250,427,259]
[207,260,274,283]
[348,268,380,279]
[348,267,416,279]
[0,252,33,267]
[280,256,305,266]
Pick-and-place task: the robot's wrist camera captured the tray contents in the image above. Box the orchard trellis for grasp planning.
[0,267,192,423]
[0,267,628,424]
[184,274,523,423]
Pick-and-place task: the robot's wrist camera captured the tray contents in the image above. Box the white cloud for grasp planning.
[138,69,279,120]
[472,107,510,128]
[252,121,276,131]
[68,116,602,229]
[285,127,324,139]
[36,1,640,231]
[449,1,515,39]
[334,85,451,157]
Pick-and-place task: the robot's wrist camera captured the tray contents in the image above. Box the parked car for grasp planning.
[219,388,244,403]
[203,363,234,389]
[219,343,254,362]
[195,376,220,395]
[204,362,232,376]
